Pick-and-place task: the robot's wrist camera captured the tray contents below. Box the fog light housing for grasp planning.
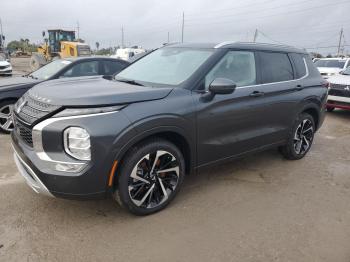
[64,127,91,161]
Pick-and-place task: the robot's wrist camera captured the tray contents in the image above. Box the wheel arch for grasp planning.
[299,102,321,129]
[110,126,195,189]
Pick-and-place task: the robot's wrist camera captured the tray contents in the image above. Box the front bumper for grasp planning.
[0,67,12,74]
[13,148,53,197]
[11,110,135,200]
[327,95,350,110]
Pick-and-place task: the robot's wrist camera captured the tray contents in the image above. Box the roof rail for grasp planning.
[215,41,301,50]
[214,41,237,48]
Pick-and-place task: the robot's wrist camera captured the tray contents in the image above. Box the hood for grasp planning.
[317,67,342,74]
[327,74,350,85]
[29,76,174,106]
[0,76,40,92]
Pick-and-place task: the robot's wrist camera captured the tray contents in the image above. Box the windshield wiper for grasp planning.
[116,78,144,86]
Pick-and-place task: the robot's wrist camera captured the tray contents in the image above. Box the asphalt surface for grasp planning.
[0,58,350,261]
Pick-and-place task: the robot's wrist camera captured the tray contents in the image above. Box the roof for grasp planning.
[61,56,129,63]
[167,41,308,54]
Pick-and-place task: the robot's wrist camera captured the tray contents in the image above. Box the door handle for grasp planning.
[295,84,304,91]
[249,91,265,97]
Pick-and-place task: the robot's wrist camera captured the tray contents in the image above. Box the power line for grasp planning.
[181,12,184,43]
[185,0,350,27]
[186,0,320,21]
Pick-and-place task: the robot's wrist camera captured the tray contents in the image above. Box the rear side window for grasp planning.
[259,52,293,83]
[290,53,307,78]
[102,61,126,75]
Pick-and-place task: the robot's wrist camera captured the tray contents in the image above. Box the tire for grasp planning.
[0,100,16,134]
[279,113,315,160]
[115,139,185,215]
[30,53,46,71]
[326,106,335,112]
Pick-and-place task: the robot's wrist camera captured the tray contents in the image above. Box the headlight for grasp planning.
[54,105,125,118]
[327,73,335,76]
[64,127,91,161]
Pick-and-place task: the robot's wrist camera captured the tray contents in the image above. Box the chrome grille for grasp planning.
[15,92,60,125]
[14,117,33,147]
[330,83,348,90]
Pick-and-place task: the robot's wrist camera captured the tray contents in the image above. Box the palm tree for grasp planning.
[95,42,100,51]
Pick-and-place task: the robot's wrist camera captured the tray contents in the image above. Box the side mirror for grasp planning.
[42,31,46,37]
[209,78,236,95]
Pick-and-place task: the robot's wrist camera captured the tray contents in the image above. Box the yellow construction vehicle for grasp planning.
[30,29,91,71]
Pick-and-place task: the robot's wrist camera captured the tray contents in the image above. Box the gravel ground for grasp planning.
[0,111,349,262]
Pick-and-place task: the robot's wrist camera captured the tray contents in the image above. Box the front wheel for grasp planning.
[279,113,315,160]
[0,100,16,134]
[115,139,185,215]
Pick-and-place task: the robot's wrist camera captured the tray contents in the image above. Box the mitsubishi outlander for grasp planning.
[11,42,327,215]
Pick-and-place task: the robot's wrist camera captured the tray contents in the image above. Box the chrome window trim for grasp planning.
[203,56,309,92]
[235,57,309,90]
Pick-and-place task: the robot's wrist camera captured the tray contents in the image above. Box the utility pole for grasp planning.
[0,18,4,48]
[337,27,343,56]
[167,32,170,43]
[253,29,258,42]
[77,21,80,40]
[181,12,184,43]
[121,26,124,48]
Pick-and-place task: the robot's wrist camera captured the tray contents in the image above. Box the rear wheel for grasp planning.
[0,100,16,134]
[279,113,315,160]
[115,139,185,215]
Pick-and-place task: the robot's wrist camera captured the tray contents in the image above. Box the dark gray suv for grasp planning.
[11,42,327,215]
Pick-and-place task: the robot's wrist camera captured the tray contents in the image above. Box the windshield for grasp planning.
[29,59,72,80]
[342,67,350,75]
[314,59,346,68]
[116,47,214,86]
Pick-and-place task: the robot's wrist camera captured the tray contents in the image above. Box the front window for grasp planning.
[314,59,346,68]
[29,60,71,80]
[116,47,214,86]
[205,51,256,90]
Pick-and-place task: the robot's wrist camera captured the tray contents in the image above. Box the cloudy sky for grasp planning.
[1,0,349,55]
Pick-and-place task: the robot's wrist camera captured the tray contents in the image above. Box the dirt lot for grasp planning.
[0,111,349,262]
[1,59,350,261]
[8,57,32,76]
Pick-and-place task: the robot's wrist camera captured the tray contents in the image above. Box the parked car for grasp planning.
[314,57,350,78]
[326,66,350,111]
[0,56,129,133]
[0,55,12,76]
[11,42,327,215]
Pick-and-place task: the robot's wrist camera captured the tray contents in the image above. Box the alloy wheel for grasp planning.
[128,150,180,209]
[293,119,314,155]
[0,104,14,132]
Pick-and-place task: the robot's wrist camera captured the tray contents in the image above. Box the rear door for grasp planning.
[253,51,302,141]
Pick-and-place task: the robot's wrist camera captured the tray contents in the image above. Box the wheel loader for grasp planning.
[30,29,91,71]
